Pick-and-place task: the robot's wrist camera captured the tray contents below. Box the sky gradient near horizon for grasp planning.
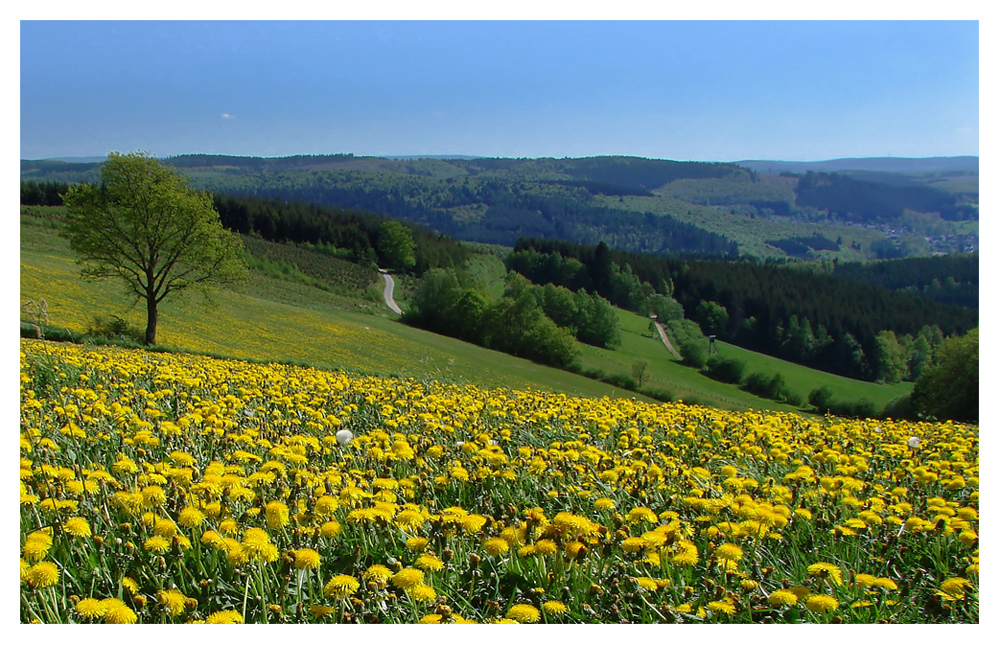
[20,20,979,162]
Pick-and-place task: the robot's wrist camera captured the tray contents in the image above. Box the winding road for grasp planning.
[379,269,402,315]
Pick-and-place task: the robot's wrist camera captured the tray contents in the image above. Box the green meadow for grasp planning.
[20,206,909,412]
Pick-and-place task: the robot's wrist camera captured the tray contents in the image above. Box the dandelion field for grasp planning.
[19,340,978,624]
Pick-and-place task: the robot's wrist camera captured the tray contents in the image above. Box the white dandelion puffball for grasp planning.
[907,436,921,449]
[336,429,354,446]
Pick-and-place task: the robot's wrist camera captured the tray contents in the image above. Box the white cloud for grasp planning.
[221,113,235,119]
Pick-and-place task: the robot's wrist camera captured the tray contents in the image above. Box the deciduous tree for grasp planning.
[62,151,247,345]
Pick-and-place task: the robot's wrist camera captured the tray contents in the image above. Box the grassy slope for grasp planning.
[578,308,911,412]
[19,215,643,401]
[20,208,910,412]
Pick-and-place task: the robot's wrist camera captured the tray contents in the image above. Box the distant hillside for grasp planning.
[736,156,978,175]
[21,153,978,261]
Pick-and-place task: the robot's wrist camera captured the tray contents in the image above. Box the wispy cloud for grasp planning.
[221,113,235,120]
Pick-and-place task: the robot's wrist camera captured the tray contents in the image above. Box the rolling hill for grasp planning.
[21,153,978,261]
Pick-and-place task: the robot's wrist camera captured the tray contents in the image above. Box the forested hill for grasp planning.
[21,153,978,260]
[511,237,978,382]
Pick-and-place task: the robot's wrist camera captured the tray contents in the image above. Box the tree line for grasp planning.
[510,237,977,381]
[403,257,624,370]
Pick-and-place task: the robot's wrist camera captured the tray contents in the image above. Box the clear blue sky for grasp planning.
[20,20,979,162]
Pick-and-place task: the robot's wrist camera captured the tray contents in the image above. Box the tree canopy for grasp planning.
[62,151,247,345]
[910,327,978,422]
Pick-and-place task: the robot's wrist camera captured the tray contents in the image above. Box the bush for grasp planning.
[809,386,834,412]
[86,315,145,345]
[704,355,745,384]
[680,341,707,369]
[881,395,916,420]
[742,371,775,398]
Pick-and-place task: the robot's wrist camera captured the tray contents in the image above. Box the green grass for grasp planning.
[19,212,646,401]
[20,206,909,413]
[577,308,911,412]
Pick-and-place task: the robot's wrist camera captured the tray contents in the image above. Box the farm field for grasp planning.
[19,340,979,623]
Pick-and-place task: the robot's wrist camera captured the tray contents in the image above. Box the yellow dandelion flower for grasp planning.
[594,497,617,511]
[542,600,567,615]
[635,576,659,591]
[63,517,92,538]
[22,536,51,562]
[483,537,510,557]
[564,540,588,560]
[626,507,658,524]
[293,548,322,570]
[391,568,424,590]
[324,574,361,599]
[177,506,205,528]
[506,603,541,623]
[265,500,290,529]
[315,494,339,515]
[410,582,437,603]
[144,535,171,553]
[707,599,736,616]
[807,562,844,585]
[122,576,139,594]
[768,589,798,607]
[25,561,60,588]
[416,553,445,571]
[308,605,336,619]
[873,577,898,590]
[102,598,138,624]
[805,594,839,612]
[364,564,393,585]
[715,542,743,561]
[534,539,558,556]
[940,577,971,597]
[158,589,188,616]
[405,536,430,552]
[76,597,106,620]
[319,520,343,539]
[419,613,443,624]
[205,609,243,624]
[153,517,177,538]
[622,537,646,553]
[854,573,878,587]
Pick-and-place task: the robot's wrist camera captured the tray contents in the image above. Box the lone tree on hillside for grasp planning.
[62,151,248,345]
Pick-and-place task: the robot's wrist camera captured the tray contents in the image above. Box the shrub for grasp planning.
[680,341,707,369]
[704,355,745,384]
[86,315,145,346]
[809,386,834,412]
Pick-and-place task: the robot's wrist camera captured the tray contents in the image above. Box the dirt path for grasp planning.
[652,320,682,360]
[379,269,402,315]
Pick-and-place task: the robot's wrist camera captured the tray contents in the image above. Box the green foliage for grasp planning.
[61,151,248,345]
[704,354,746,384]
[679,341,708,369]
[809,386,835,412]
[377,220,417,271]
[911,328,978,422]
[85,315,145,346]
[873,330,909,383]
[741,371,802,406]
[631,359,648,388]
[695,300,730,336]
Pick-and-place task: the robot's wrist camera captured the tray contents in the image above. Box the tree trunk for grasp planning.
[145,297,158,346]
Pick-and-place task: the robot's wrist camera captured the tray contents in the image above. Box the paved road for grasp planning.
[379,269,402,315]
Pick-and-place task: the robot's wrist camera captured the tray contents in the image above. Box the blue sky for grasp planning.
[20,19,979,162]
